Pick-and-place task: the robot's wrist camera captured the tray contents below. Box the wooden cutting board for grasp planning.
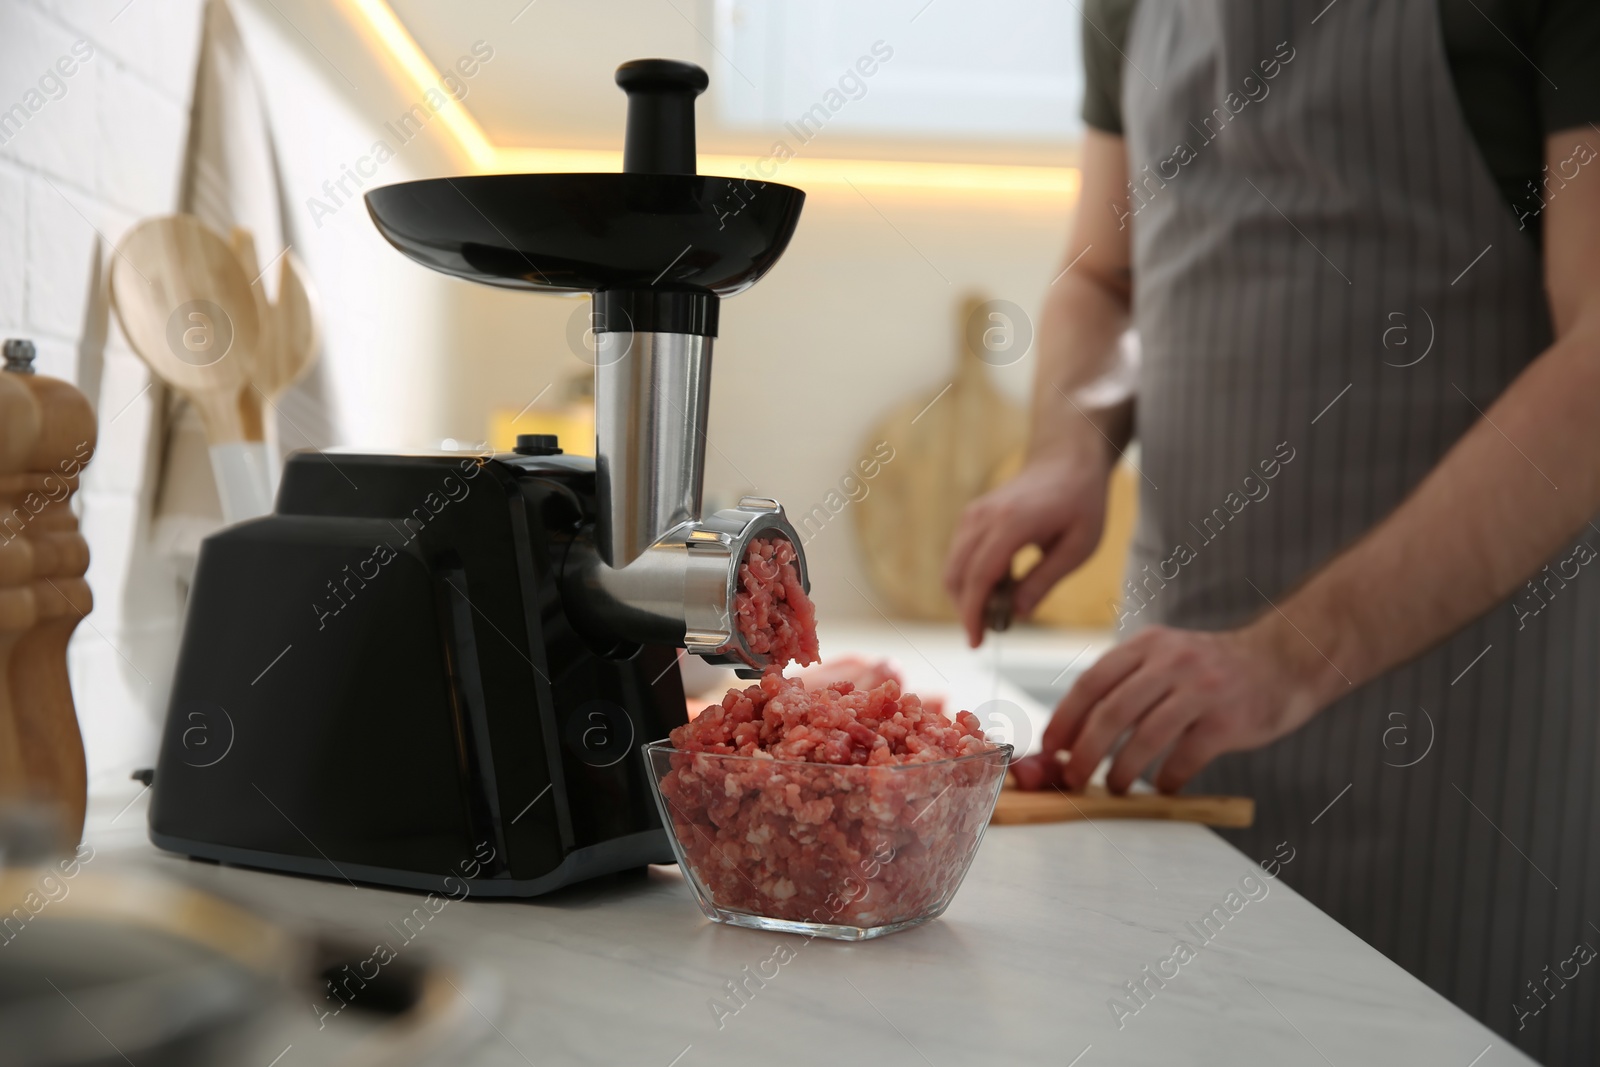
[851,292,1140,628]
[854,293,1026,619]
[991,784,1255,828]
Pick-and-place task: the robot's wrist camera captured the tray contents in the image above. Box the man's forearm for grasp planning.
[1023,128,1137,472]
[1254,314,1600,705]
[1025,267,1134,468]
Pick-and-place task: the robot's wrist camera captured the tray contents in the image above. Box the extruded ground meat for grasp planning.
[658,673,1003,929]
[735,536,818,669]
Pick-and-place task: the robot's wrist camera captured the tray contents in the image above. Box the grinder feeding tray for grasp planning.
[147,60,809,896]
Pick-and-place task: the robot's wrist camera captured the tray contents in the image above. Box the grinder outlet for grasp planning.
[562,496,811,674]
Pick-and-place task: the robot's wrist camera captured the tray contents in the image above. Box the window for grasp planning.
[711,0,1084,143]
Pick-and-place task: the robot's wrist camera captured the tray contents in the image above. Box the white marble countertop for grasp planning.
[83,622,1527,1066]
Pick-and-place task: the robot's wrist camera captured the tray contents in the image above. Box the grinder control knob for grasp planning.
[514,433,563,456]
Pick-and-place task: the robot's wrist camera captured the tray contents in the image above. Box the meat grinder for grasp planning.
[147,59,809,896]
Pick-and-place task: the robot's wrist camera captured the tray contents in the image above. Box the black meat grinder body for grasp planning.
[148,59,808,896]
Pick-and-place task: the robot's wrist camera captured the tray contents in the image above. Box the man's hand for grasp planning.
[943,450,1113,648]
[1018,623,1326,794]
[942,128,1135,650]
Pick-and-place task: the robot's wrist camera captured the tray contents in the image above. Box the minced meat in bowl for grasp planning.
[644,673,1011,940]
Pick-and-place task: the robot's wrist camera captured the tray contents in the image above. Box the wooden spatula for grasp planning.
[991,783,1255,828]
[257,246,318,398]
[229,227,319,495]
[110,214,273,522]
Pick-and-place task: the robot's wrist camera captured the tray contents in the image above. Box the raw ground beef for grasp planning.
[686,657,944,722]
[672,672,984,764]
[735,536,819,669]
[658,673,1005,929]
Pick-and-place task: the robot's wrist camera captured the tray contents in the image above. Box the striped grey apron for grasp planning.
[1122,2,1599,1061]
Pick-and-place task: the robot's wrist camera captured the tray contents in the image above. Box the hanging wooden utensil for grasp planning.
[229,227,319,497]
[228,227,273,454]
[256,244,319,400]
[110,214,273,522]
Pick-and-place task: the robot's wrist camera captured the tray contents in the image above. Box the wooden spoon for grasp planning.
[110,215,273,522]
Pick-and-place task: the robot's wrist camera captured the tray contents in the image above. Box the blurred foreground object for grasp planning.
[0,833,499,1066]
[0,857,285,1066]
[1,340,95,846]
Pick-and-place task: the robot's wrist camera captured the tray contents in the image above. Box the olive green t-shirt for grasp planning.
[1080,0,1600,242]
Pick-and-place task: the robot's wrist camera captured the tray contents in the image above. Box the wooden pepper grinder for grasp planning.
[0,367,40,806]
[2,339,96,845]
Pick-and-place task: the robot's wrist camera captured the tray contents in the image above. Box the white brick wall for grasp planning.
[1,0,473,790]
[0,167,25,322]
[1,0,205,788]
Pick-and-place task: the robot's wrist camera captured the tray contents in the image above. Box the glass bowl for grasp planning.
[643,740,1011,940]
